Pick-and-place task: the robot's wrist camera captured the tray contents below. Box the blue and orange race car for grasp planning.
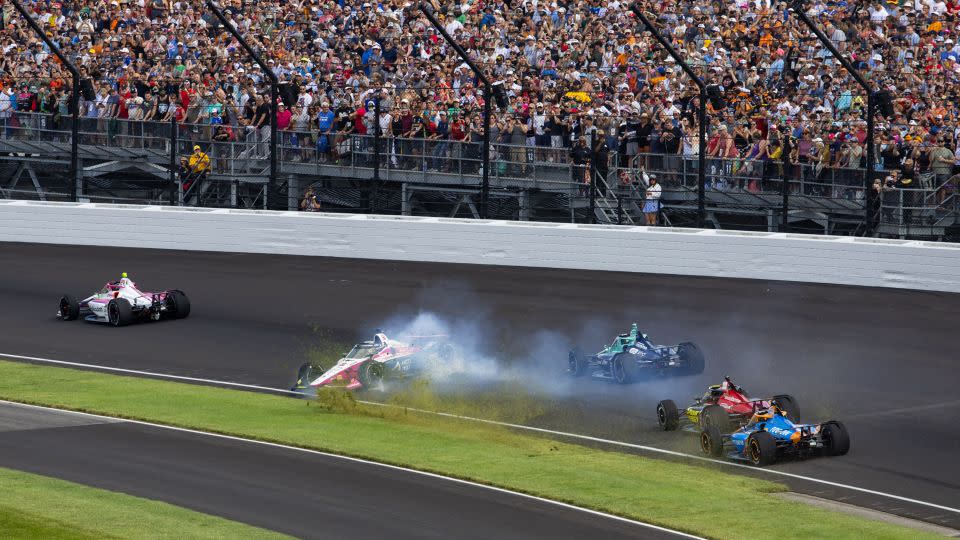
[699,406,850,466]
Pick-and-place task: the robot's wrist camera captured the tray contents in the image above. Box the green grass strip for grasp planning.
[0,466,289,540]
[0,360,935,540]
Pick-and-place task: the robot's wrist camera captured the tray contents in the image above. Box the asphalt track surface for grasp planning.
[0,402,672,540]
[1,242,959,530]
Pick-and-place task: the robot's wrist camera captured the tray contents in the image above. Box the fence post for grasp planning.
[170,114,178,205]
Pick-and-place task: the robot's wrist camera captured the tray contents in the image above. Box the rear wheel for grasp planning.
[58,295,80,321]
[772,394,800,421]
[164,290,191,319]
[822,421,850,456]
[678,342,704,375]
[358,361,385,388]
[610,353,633,384]
[700,426,724,457]
[567,349,587,377]
[656,399,680,431]
[699,404,731,432]
[107,299,132,327]
[747,431,778,466]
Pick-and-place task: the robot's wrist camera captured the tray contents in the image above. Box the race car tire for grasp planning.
[610,353,637,384]
[822,421,850,456]
[772,394,800,421]
[358,361,385,388]
[291,363,324,392]
[164,290,191,319]
[678,342,705,375]
[58,295,80,321]
[747,431,777,466]
[567,348,587,377]
[699,404,731,432]
[657,399,680,431]
[107,298,132,327]
[700,426,724,457]
[437,342,455,362]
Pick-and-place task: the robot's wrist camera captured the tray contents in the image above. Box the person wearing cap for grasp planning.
[187,144,210,187]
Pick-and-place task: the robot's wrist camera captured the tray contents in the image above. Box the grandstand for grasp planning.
[1,0,958,239]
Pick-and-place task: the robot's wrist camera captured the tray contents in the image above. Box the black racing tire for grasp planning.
[747,431,778,466]
[358,361,385,388]
[772,394,800,421]
[657,399,680,431]
[699,404,731,432]
[822,421,850,456]
[700,426,724,457]
[567,348,587,377]
[164,290,191,319]
[610,353,634,384]
[437,342,455,362]
[678,342,705,375]
[58,295,80,321]
[107,298,132,327]
[291,363,324,391]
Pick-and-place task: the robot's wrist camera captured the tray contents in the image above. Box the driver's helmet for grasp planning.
[753,408,774,422]
[708,385,724,398]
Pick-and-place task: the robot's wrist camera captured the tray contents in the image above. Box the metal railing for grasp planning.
[2,110,958,238]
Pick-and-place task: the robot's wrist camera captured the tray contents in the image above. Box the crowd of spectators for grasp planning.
[2,0,960,204]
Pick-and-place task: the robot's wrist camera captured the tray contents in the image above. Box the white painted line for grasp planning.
[0,353,299,395]
[0,399,702,540]
[3,352,960,516]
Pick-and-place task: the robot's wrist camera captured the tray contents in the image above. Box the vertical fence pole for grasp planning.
[372,94,381,213]
[791,0,876,236]
[206,0,281,209]
[420,3,492,219]
[631,4,708,228]
[170,114,178,205]
[10,0,81,201]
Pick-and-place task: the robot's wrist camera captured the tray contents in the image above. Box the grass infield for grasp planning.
[0,467,289,540]
[0,359,935,540]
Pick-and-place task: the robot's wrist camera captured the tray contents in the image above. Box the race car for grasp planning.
[699,406,850,466]
[656,376,798,433]
[567,323,704,383]
[57,273,190,327]
[291,330,454,392]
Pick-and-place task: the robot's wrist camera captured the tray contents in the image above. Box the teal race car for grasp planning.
[567,323,704,383]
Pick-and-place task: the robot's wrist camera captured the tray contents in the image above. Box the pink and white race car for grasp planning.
[57,273,190,327]
[292,331,454,392]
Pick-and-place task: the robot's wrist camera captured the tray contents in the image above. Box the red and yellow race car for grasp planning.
[656,376,799,433]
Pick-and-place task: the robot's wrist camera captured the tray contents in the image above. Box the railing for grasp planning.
[1,110,958,238]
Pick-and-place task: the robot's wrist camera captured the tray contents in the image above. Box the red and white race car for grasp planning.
[656,376,800,432]
[292,331,454,392]
[57,274,190,327]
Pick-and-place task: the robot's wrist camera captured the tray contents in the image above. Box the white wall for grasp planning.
[1,200,958,293]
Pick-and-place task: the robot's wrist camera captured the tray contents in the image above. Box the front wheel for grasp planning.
[699,404,731,432]
[678,342,704,375]
[657,399,680,431]
[700,426,724,457]
[610,353,633,384]
[291,363,324,392]
[58,295,80,320]
[747,431,778,466]
[567,349,587,377]
[164,290,191,319]
[107,298,132,327]
[822,421,850,456]
[358,361,385,388]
